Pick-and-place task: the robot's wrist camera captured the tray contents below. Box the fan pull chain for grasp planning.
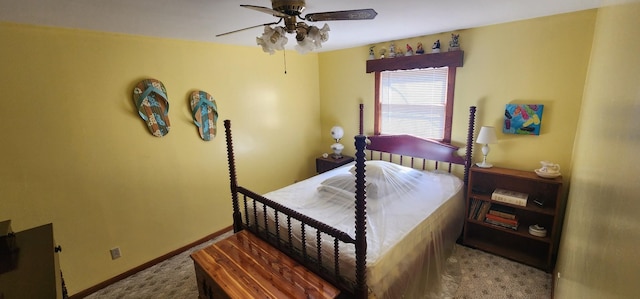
[283,50,287,74]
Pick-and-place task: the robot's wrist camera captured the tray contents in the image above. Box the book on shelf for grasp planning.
[468,199,492,221]
[475,201,492,221]
[488,205,516,219]
[491,188,528,206]
[484,210,519,230]
[485,213,519,226]
[484,217,519,230]
[468,199,481,219]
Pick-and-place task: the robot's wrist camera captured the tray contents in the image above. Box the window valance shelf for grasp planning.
[366,51,464,73]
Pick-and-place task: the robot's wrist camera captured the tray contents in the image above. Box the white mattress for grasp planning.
[251,161,465,298]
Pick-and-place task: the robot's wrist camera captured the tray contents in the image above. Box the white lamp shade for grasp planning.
[476,126,498,144]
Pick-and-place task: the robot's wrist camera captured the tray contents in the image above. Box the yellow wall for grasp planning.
[555,1,640,298]
[319,10,597,179]
[0,23,321,294]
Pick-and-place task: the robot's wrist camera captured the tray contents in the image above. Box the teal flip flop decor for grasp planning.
[133,79,171,137]
[190,90,218,141]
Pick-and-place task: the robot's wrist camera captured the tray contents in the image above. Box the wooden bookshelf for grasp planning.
[463,166,565,272]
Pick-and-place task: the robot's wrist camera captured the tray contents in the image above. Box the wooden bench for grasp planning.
[191,230,341,299]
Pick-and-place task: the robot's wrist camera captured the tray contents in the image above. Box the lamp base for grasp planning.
[330,142,344,160]
[476,162,493,168]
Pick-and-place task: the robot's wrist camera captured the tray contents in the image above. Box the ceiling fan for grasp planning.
[217,0,378,54]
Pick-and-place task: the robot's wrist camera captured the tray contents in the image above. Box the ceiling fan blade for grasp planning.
[305,9,377,22]
[216,22,280,37]
[240,4,290,18]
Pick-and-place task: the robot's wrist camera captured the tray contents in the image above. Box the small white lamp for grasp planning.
[330,126,344,159]
[476,126,498,168]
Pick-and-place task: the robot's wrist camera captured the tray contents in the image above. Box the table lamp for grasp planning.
[476,126,498,168]
[330,126,344,159]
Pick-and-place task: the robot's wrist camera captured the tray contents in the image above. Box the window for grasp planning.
[378,67,449,140]
[366,51,463,143]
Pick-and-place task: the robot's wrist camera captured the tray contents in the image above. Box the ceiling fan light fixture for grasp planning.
[272,0,305,16]
[256,25,288,54]
[294,23,328,54]
[254,21,329,55]
[295,36,315,54]
[295,22,309,41]
[228,0,374,55]
[313,24,330,46]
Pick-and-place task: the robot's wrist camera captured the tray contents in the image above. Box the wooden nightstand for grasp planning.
[315,155,354,173]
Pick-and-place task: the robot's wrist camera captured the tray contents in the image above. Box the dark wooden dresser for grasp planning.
[0,223,66,299]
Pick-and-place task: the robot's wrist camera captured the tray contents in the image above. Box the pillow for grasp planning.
[317,175,382,213]
[318,174,379,198]
[319,160,424,199]
[348,160,423,182]
[349,160,425,197]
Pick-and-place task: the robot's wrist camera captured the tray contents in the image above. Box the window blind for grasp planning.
[379,67,449,140]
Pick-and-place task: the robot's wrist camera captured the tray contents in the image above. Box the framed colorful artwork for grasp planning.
[503,104,544,135]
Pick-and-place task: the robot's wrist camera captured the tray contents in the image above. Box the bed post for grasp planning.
[354,134,368,299]
[359,103,364,135]
[224,120,243,233]
[464,106,477,185]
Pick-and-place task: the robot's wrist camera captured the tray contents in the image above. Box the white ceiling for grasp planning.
[0,0,603,52]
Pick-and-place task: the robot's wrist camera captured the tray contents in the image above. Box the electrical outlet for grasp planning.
[110,247,121,260]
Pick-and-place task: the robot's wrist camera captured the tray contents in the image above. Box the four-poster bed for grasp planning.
[206,105,477,298]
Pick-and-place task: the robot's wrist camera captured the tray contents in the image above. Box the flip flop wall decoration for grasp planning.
[133,79,171,137]
[190,90,218,141]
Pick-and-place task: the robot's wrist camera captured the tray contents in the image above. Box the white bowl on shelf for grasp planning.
[529,224,547,237]
[535,168,561,178]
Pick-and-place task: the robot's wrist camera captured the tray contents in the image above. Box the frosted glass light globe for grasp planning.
[331,126,344,140]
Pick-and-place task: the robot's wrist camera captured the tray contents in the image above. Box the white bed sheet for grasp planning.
[251,161,465,298]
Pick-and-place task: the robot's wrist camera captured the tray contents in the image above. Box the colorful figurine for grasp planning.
[416,42,425,54]
[405,44,413,56]
[432,40,441,53]
[449,34,460,51]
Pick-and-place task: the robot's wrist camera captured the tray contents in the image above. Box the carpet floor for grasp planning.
[85,231,551,299]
